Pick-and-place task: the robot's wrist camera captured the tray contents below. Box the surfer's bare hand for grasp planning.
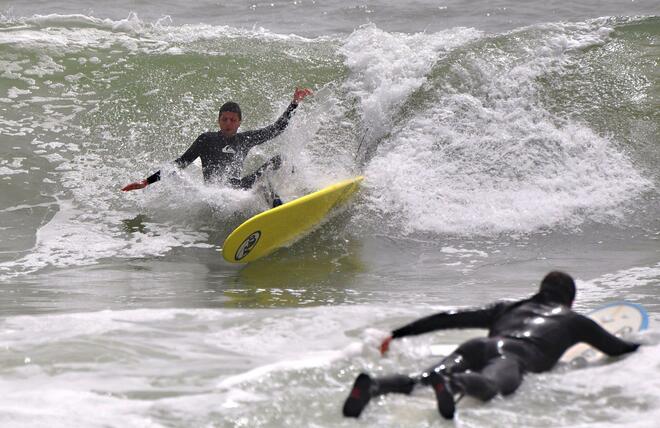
[380,336,393,355]
[121,180,148,192]
[293,87,312,104]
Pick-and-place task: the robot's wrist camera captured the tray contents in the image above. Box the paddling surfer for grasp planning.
[121,87,312,206]
[342,271,641,420]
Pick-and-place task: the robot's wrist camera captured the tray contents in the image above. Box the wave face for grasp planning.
[0,11,659,428]
[357,17,657,235]
[0,14,658,276]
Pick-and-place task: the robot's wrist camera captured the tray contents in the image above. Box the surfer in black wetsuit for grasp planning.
[342,271,641,420]
[121,87,312,205]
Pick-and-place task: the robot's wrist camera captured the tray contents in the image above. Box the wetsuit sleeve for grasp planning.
[574,315,640,356]
[144,134,206,184]
[240,102,298,148]
[173,133,205,169]
[391,302,508,339]
[146,170,161,184]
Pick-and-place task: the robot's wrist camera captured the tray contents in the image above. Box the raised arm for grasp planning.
[121,134,206,191]
[240,87,312,148]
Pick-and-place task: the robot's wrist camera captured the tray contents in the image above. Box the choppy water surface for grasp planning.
[0,2,658,426]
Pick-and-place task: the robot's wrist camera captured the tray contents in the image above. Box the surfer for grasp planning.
[342,271,641,420]
[121,87,312,206]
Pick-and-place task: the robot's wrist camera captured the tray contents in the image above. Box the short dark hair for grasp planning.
[219,102,242,120]
[539,271,576,305]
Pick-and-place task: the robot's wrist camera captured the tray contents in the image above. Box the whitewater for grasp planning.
[0,1,658,426]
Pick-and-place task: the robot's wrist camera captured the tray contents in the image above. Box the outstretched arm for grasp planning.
[121,134,206,192]
[576,315,640,356]
[241,87,312,147]
[380,303,506,355]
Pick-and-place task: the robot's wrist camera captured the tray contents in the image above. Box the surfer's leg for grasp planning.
[342,373,373,418]
[342,372,417,418]
[374,374,417,395]
[451,356,524,401]
[234,155,283,207]
[416,352,471,420]
[236,155,283,189]
[426,371,456,419]
[417,337,498,418]
[419,337,492,384]
[231,175,255,189]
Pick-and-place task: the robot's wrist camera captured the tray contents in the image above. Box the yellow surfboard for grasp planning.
[222,176,364,263]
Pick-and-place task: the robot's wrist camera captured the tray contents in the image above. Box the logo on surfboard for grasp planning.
[235,231,261,261]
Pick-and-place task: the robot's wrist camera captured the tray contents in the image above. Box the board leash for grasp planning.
[355,128,369,162]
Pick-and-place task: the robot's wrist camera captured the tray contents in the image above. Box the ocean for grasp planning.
[0,1,658,426]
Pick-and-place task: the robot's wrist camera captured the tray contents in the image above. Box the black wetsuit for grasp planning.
[145,102,298,188]
[371,295,640,402]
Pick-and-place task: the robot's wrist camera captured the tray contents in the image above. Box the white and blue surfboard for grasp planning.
[560,301,648,365]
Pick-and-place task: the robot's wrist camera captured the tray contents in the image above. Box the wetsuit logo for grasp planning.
[235,231,261,261]
[222,145,236,154]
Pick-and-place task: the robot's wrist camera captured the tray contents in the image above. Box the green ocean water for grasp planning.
[0,6,658,427]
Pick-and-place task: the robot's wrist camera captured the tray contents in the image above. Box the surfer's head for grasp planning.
[218,102,242,136]
[537,271,576,307]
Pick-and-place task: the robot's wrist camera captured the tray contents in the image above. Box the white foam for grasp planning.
[0,12,327,59]
[0,59,33,84]
[23,54,65,77]
[360,21,651,236]
[0,166,27,176]
[341,24,482,139]
[596,263,660,289]
[575,263,660,307]
[134,166,266,221]
[6,86,31,98]
[0,302,656,426]
[0,16,165,55]
[520,340,660,427]
[0,196,210,279]
[0,382,155,428]
[441,247,489,258]
[0,202,57,213]
[217,348,350,389]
